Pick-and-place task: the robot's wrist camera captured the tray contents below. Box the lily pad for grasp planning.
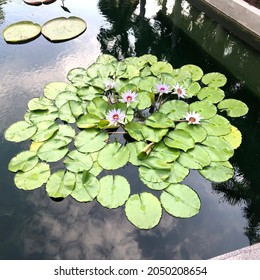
[201,114,231,136]
[189,100,217,119]
[46,170,75,198]
[74,129,108,153]
[8,151,38,172]
[28,97,54,111]
[31,121,59,142]
[5,121,37,142]
[199,161,234,182]
[44,82,68,100]
[2,21,41,43]
[58,100,83,123]
[202,72,227,87]
[97,142,129,170]
[71,172,99,202]
[97,175,130,208]
[37,139,69,162]
[145,112,173,129]
[14,162,50,190]
[197,87,225,103]
[180,64,203,81]
[160,184,201,218]
[218,99,249,117]
[164,129,195,152]
[64,150,93,173]
[142,125,168,143]
[149,142,180,163]
[125,192,162,229]
[223,125,242,149]
[159,100,188,121]
[166,162,190,184]
[175,122,207,143]
[41,16,87,42]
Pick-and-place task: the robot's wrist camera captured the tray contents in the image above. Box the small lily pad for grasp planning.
[97,175,130,209]
[202,72,227,87]
[218,99,249,117]
[64,150,93,173]
[125,192,162,229]
[41,16,87,42]
[8,151,38,172]
[5,121,37,142]
[2,21,41,43]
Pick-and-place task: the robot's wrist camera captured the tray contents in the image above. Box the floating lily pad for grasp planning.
[197,87,225,103]
[202,72,227,87]
[125,192,162,229]
[97,175,130,208]
[2,21,41,43]
[58,100,83,123]
[97,142,129,170]
[71,172,100,202]
[127,141,147,166]
[31,121,59,142]
[64,150,93,173]
[199,161,234,182]
[149,142,180,163]
[142,125,168,143]
[140,176,170,191]
[14,162,50,190]
[8,151,38,172]
[139,165,171,183]
[159,100,188,121]
[223,125,242,149]
[189,100,217,119]
[201,114,231,136]
[164,129,195,152]
[74,129,108,153]
[218,99,249,117]
[37,139,68,162]
[180,64,203,81]
[24,0,56,6]
[178,145,211,170]
[41,16,87,42]
[166,162,189,184]
[5,121,37,142]
[28,97,54,111]
[44,82,69,100]
[160,184,201,218]
[145,112,173,129]
[46,170,75,198]
[175,122,207,143]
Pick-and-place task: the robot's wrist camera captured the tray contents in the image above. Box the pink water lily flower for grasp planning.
[185,111,202,125]
[155,83,170,95]
[173,83,187,99]
[121,90,138,107]
[106,108,126,126]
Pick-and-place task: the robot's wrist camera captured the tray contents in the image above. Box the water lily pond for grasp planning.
[0,0,259,259]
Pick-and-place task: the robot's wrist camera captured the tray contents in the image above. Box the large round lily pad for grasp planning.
[125,192,162,229]
[2,21,41,43]
[41,16,87,42]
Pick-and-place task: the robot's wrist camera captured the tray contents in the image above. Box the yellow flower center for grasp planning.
[189,117,196,123]
[127,96,132,102]
[113,114,119,120]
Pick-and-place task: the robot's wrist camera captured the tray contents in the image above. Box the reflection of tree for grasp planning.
[97,0,174,60]
[0,0,7,24]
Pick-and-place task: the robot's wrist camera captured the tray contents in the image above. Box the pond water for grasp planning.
[0,0,259,260]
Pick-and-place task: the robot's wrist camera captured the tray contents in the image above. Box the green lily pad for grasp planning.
[199,161,234,182]
[51,124,75,144]
[175,122,207,143]
[14,162,50,190]
[64,150,93,173]
[31,121,59,142]
[71,172,99,202]
[140,176,170,191]
[8,151,38,172]
[197,87,225,103]
[76,114,101,129]
[201,114,231,136]
[97,175,130,209]
[150,61,173,76]
[178,145,211,169]
[164,129,195,152]
[58,100,83,123]
[149,142,180,163]
[5,121,37,142]
[189,100,217,119]
[74,129,108,153]
[159,100,188,121]
[127,141,147,166]
[202,72,227,87]
[2,21,41,43]
[41,16,87,42]
[27,110,58,124]
[86,97,108,118]
[55,91,81,109]
[160,184,201,218]
[125,192,162,229]
[180,64,203,81]
[223,125,242,149]
[44,82,69,100]
[46,170,75,198]
[139,165,171,183]
[97,142,130,170]
[145,112,173,129]
[201,136,234,161]
[37,139,68,162]
[142,125,168,143]
[166,162,190,184]
[187,82,201,98]
[218,99,249,117]
[28,97,54,111]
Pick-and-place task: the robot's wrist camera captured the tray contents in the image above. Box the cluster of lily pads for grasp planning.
[5,54,249,229]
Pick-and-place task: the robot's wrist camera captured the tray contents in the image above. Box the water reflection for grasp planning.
[0,0,259,260]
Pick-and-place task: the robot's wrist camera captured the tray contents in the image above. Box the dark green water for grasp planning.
[0,0,259,259]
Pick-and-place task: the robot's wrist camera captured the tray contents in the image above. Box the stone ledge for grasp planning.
[211,243,260,260]
[188,0,260,51]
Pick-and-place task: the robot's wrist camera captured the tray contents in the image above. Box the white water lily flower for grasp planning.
[106,108,126,126]
[155,83,170,95]
[185,111,202,124]
[173,83,187,99]
[105,80,115,91]
[121,90,138,107]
